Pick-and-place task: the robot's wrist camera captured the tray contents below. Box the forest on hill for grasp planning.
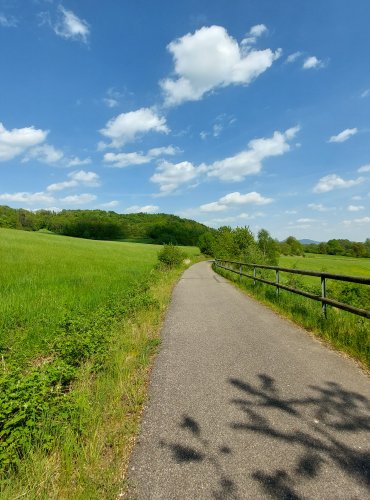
[0,205,211,246]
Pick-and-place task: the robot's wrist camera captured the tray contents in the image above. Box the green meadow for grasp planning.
[280,253,370,278]
[0,228,200,497]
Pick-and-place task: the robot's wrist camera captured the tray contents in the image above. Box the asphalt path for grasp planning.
[127,261,370,499]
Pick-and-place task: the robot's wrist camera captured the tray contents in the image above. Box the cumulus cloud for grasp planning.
[207,126,300,181]
[47,170,100,192]
[297,218,315,223]
[60,193,96,204]
[23,144,64,164]
[302,56,324,69]
[99,108,169,148]
[104,145,179,168]
[308,203,332,212]
[54,5,90,44]
[151,160,204,194]
[313,174,364,193]
[66,156,91,167]
[358,164,370,173]
[200,191,272,212]
[0,13,18,27]
[285,51,302,63]
[150,126,299,193]
[343,216,370,225]
[124,205,159,214]
[100,200,119,208]
[347,205,364,212]
[0,122,48,161]
[161,25,281,106]
[240,24,268,48]
[0,191,54,204]
[328,128,358,143]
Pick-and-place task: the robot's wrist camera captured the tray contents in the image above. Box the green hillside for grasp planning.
[0,205,212,246]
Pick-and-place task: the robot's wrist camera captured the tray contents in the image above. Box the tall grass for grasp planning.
[0,228,202,498]
[214,261,370,371]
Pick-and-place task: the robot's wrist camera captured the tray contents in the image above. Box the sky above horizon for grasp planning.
[1,0,370,242]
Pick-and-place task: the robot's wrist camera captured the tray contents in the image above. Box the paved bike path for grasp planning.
[127,261,370,499]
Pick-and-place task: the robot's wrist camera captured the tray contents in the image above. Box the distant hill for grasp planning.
[0,205,213,246]
[300,239,320,245]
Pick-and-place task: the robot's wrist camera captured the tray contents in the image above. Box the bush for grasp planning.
[158,244,186,268]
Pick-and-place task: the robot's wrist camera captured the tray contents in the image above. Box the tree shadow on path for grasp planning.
[160,375,370,499]
[230,374,370,499]
[160,414,239,499]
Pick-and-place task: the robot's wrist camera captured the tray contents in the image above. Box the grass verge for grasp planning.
[0,228,204,498]
[0,263,199,499]
[213,264,370,372]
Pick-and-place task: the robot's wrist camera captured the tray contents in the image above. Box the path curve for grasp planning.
[127,261,370,499]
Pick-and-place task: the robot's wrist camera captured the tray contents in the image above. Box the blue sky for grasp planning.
[1,0,369,241]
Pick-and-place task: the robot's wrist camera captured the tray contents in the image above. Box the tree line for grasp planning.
[0,205,210,246]
[304,239,370,258]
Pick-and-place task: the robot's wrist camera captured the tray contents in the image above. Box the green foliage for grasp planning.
[0,205,210,245]
[280,236,304,256]
[201,225,277,267]
[304,238,370,258]
[158,244,186,267]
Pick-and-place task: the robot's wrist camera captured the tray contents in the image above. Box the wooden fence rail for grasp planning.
[214,259,370,319]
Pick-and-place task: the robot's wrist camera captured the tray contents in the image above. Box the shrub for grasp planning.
[158,244,186,268]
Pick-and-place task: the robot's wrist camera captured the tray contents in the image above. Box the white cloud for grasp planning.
[200,202,228,212]
[0,122,48,161]
[240,24,268,48]
[297,218,315,223]
[360,89,370,98]
[104,145,178,168]
[104,151,151,168]
[124,205,159,213]
[285,209,297,214]
[347,205,364,212]
[150,126,299,193]
[161,25,281,106]
[0,13,18,27]
[102,88,123,108]
[103,98,119,108]
[100,200,119,208]
[23,144,64,164]
[148,145,179,157]
[207,126,299,181]
[99,108,169,148]
[302,56,324,69]
[150,160,203,194]
[328,128,358,143]
[0,191,54,204]
[47,170,100,191]
[54,5,90,44]
[60,193,96,204]
[285,51,302,63]
[313,174,364,193]
[308,203,332,212]
[200,191,272,212]
[343,216,370,225]
[358,164,370,173]
[66,156,91,167]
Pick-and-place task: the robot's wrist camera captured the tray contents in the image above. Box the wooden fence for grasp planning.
[214,259,370,319]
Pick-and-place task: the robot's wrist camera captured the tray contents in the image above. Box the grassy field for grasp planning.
[0,228,201,497]
[280,253,370,277]
[214,252,370,371]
